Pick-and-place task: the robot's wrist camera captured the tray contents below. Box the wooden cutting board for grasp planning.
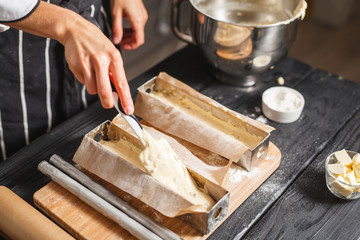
[33,142,281,240]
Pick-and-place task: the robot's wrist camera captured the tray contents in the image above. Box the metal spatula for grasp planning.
[112,92,144,145]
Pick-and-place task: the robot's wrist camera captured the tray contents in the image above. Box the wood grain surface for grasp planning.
[33,143,281,240]
[243,110,360,240]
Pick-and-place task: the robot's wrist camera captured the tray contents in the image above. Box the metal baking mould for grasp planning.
[78,121,230,235]
[135,75,273,171]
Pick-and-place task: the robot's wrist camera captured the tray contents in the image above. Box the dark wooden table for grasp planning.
[1,45,360,239]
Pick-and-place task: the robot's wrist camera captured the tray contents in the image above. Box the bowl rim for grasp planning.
[189,0,308,27]
[262,86,305,114]
[325,150,360,187]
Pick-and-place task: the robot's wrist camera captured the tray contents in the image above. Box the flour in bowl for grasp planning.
[263,87,303,112]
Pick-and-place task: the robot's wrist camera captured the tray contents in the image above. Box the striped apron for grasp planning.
[0,0,112,161]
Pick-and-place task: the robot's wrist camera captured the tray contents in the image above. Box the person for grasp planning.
[0,0,148,161]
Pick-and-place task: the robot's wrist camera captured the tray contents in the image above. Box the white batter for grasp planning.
[139,130,215,211]
[100,129,215,211]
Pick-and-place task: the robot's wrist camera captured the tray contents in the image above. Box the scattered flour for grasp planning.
[260,182,281,195]
[265,154,275,161]
[228,166,261,184]
[256,115,268,124]
[254,106,261,113]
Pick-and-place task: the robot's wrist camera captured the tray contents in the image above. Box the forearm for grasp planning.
[4,0,135,112]
[5,1,82,45]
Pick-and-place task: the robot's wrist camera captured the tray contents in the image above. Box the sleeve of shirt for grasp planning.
[0,0,40,23]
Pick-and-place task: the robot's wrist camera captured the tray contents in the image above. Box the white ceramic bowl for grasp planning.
[262,86,305,123]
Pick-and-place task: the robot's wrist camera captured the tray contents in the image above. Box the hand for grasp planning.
[7,1,134,114]
[111,0,148,50]
[62,16,134,113]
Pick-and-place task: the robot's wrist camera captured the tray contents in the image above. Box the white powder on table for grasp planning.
[256,115,268,124]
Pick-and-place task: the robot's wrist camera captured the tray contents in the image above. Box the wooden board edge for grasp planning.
[33,183,83,240]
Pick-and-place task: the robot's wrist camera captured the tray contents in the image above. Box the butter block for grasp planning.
[344,171,358,185]
[353,163,360,179]
[353,153,360,179]
[328,163,346,175]
[335,149,353,167]
[330,175,353,198]
[345,166,353,175]
[352,153,360,165]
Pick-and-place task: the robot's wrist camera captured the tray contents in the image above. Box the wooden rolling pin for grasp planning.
[0,186,74,240]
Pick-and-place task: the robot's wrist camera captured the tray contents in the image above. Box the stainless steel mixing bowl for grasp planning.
[171,0,307,86]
